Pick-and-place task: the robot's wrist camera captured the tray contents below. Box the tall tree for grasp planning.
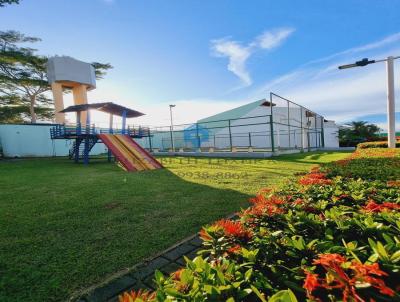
[0,0,20,7]
[0,30,112,123]
[339,121,380,147]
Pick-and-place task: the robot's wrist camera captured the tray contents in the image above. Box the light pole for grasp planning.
[338,56,399,148]
[169,104,176,151]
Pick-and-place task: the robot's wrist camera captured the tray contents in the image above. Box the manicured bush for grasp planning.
[357,140,400,149]
[121,149,400,302]
[321,148,400,182]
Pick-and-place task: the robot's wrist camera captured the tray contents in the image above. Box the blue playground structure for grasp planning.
[50,102,153,166]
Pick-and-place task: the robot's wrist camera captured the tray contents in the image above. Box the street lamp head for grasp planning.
[338,58,376,70]
[338,63,358,70]
[169,104,176,108]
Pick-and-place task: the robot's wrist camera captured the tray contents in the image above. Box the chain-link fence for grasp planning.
[136,93,325,153]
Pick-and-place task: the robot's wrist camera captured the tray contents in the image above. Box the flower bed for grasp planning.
[357,140,400,149]
[321,148,400,182]
[121,149,400,302]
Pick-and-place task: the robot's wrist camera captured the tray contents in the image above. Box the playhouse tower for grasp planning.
[47,56,96,124]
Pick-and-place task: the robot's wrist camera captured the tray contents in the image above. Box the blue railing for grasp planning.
[50,124,150,139]
[50,124,97,139]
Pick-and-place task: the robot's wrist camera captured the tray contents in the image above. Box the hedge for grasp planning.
[357,140,400,149]
[120,148,400,302]
[321,148,400,181]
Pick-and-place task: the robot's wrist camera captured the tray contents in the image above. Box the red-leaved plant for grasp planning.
[304,254,395,302]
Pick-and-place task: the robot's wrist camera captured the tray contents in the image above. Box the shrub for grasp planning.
[321,148,400,181]
[121,149,400,302]
[357,140,400,149]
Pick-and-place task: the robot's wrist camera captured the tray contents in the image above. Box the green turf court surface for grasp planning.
[0,151,350,301]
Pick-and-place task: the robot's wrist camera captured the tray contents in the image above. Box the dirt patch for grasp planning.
[104,202,122,210]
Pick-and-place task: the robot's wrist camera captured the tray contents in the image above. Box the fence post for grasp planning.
[228,119,233,151]
[196,123,201,150]
[76,111,81,136]
[248,132,252,147]
[321,117,325,148]
[169,126,174,151]
[287,100,291,149]
[83,110,90,165]
[270,115,275,153]
[121,110,127,135]
[300,107,304,151]
[148,128,153,152]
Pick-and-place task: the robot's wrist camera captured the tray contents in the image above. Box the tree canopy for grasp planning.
[339,121,380,147]
[0,30,112,123]
[0,0,20,7]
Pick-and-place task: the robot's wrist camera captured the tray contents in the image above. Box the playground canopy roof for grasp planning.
[60,102,144,118]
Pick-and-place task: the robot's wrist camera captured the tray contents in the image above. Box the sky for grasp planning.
[1,0,400,130]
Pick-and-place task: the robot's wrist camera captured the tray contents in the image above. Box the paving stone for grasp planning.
[107,280,152,302]
[125,280,149,291]
[163,244,196,261]
[186,248,201,259]
[143,275,157,290]
[189,236,203,247]
[107,296,119,302]
[160,262,181,275]
[132,256,169,280]
[87,275,136,302]
[175,256,186,266]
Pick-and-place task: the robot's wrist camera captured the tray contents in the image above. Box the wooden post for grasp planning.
[72,85,88,125]
[51,82,65,124]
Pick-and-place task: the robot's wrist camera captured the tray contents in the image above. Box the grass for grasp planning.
[0,151,350,301]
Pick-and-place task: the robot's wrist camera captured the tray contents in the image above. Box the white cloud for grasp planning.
[251,33,400,128]
[256,28,295,49]
[303,32,400,67]
[66,31,399,131]
[211,39,252,86]
[211,28,295,87]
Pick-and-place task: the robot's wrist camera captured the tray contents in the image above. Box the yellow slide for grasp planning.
[105,135,147,171]
[99,134,161,171]
[114,135,157,170]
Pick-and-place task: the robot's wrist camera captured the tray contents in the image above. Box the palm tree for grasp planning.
[339,121,380,147]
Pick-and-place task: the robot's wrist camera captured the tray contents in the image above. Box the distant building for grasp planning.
[140,96,339,152]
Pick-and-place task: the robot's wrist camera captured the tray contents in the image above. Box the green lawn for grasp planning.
[0,151,350,301]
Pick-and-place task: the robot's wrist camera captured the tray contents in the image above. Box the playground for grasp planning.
[0,151,350,301]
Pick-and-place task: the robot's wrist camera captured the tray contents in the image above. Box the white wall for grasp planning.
[0,124,107,157]
[202,106,325,150]
[323,121,339,148]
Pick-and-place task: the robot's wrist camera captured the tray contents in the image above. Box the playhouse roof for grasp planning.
[60,102,144,118]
